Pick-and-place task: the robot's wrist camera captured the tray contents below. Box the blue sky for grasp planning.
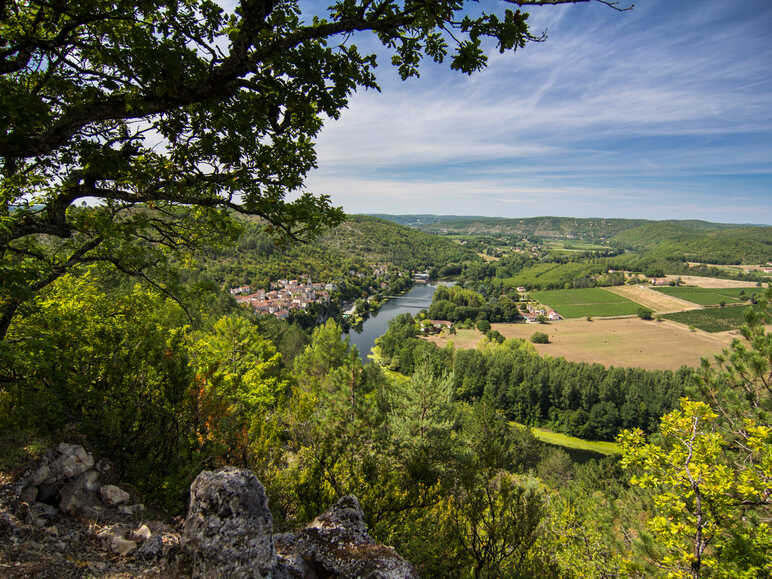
[296,0,772,224]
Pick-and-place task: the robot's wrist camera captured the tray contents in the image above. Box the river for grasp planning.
[345,283,442,362]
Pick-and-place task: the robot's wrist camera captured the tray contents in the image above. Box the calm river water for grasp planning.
[345,283,441,362]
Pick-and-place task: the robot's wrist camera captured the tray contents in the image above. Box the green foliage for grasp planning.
[197,215,477,290]
[386,360,457,485]
[530,331,549,344]
[188,315,288,467]
[612,223,772,265]
[637,307,654,320]
[428,284,522,323]
[620,288,772,577]
[2,0,547,338]
[476,319,491,332]
[439,473,550,578]
[1,272,196,506]
[391,215,650,242]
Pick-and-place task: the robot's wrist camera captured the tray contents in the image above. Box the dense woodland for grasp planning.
[194,215,478,290]
[377,313,691,440]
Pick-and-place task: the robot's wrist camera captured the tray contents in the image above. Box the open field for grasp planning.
[425,319,734,370]
[424,328,485,350]
[479,317,736,370]
[605,285,698,313]
[663,275,760,288]
[512,423,620,456]
[663,305,759,333]
[652,286,752,306]
[532,287,641,318]
[544,240,608,253]
[687,263,772,277]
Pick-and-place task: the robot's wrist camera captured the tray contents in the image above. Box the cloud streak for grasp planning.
[305,0,772,224]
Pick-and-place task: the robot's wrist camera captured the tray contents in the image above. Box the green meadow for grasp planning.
[652,286,752,306]
[532,287,641,318]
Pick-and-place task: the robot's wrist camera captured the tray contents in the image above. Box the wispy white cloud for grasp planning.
[303,0,772,223]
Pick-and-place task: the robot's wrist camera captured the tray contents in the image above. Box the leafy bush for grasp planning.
[637,308,654,320]
[530,331,549,344]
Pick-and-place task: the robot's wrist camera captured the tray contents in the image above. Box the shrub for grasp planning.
[476,319,491,332]
[637,308,654,320]
[530,331,549,344]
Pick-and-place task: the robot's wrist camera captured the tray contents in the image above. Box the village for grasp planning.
[230,278,335,319]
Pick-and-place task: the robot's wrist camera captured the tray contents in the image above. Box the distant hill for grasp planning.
[610,224,772,265]
[371,215,750,241]
[372,215,771,264]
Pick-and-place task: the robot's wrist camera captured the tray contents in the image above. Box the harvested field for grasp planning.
[663,275,760,288]
[605,285,698,313]
[425,318,736,371]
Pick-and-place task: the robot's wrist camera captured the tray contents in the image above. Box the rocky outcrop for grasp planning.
[7,447,417,577]
[16,443,144,524]
[179,467,275,578]
[274,495,419,579]
[178,468,418,579]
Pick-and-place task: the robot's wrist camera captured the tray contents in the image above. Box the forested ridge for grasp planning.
[193,214,479,289]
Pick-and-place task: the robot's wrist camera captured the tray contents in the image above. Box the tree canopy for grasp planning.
[0,0,628,338]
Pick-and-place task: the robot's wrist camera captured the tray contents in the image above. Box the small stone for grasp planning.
[45,525,59,536]
[111,536,137,556]
[59,484,84,515]
[78,469,101,492]
[27,502,58,524]
[118,503,144,516]
[136,535,163,560]
[100,485,130,506]
[30,464,50,486]
[54,443,94,478]
[133,524,152,541]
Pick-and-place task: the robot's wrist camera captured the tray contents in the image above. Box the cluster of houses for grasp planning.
[230,279,334,319]
[522,304,562,324]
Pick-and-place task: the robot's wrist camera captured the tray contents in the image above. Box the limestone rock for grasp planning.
[133,523,152,541]
[118,503,144,516]
[30,464,50,486]
[180,467,275,578]
[275,495,418,579]
[111,535,138,556]
[136,534,164,560]
[100,484,130,506]
[52,443,94,479]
